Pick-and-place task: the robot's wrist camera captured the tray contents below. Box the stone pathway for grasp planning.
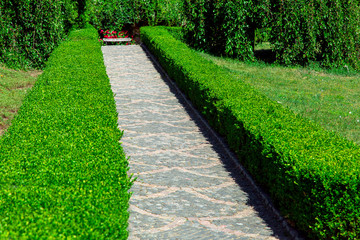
[102,45,298,240]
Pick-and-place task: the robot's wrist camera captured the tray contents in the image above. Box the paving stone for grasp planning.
[102,45,295,240]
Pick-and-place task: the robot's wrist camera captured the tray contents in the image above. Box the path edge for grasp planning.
[140,43,304,240]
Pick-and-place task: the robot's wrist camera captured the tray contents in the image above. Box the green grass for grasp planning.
[0,66,41,135]
[200,53,360,145]
[142,26,360,238]
[254,41,272,51]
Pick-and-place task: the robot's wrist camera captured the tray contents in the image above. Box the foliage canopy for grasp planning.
[183,0,360,70]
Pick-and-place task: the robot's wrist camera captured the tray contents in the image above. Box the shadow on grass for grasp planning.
[254,49,276,64]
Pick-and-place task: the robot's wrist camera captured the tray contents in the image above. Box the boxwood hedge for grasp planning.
[141,26,360,239]
[0,26,132,239]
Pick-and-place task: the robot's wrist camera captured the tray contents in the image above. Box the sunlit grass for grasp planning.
[254,41,272,51]
[200,52,360,144]
[0,66,41,135]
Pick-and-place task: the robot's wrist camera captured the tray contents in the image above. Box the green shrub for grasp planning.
[0,0,79,69]
[87,0,184,31]
[87,0,137,31]
[154,0,184,26]
[270,0,360,70]
[182,0,207,51]
[141,26,360,239]
[183,0,269,60]
[165,26,184,41]
[183,0,360,70]
[255,27,271,45]
[0,26,132,239]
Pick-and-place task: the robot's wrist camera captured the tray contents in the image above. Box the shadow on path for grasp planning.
[140,44,304,240]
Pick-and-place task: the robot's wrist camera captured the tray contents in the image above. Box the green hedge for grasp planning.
[270,0,360,70]
[141,26,360,239]
[182,0,269,60]
[0,0,80,69]
[183,0,360,70]
[0,26,132,239]
[0,0,185,69]
[87,0,184,31]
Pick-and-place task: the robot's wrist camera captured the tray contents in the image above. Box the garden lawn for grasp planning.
[0,66,41,135]
[201,53,360,145]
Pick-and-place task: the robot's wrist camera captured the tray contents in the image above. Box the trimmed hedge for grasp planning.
[141,26,360,239]
[0,26,132,239]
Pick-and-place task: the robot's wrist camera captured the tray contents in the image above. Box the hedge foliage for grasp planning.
[0,26,132,239]
[0,0,185,69]
[0,0,81,69]
[270,0,360,69]
[141,26,360,239]
[87,0,184,30]
[183,0,269,60]
[183,0,360,70]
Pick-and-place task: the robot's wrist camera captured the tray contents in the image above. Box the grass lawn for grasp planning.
[0,66,41,135]
[200,51,360,145]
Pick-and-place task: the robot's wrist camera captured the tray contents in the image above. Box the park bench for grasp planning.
[102,38,132,45]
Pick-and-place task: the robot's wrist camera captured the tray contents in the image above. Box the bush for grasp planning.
[141,26,360,239]
[0,26,132,239]
[183,0,360,70]
[0,0,184,69]
[87,0,138,31]
[87,0,184,31]
[0,0,79,69]
[182,0,269,60]
[270,0,360,70]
